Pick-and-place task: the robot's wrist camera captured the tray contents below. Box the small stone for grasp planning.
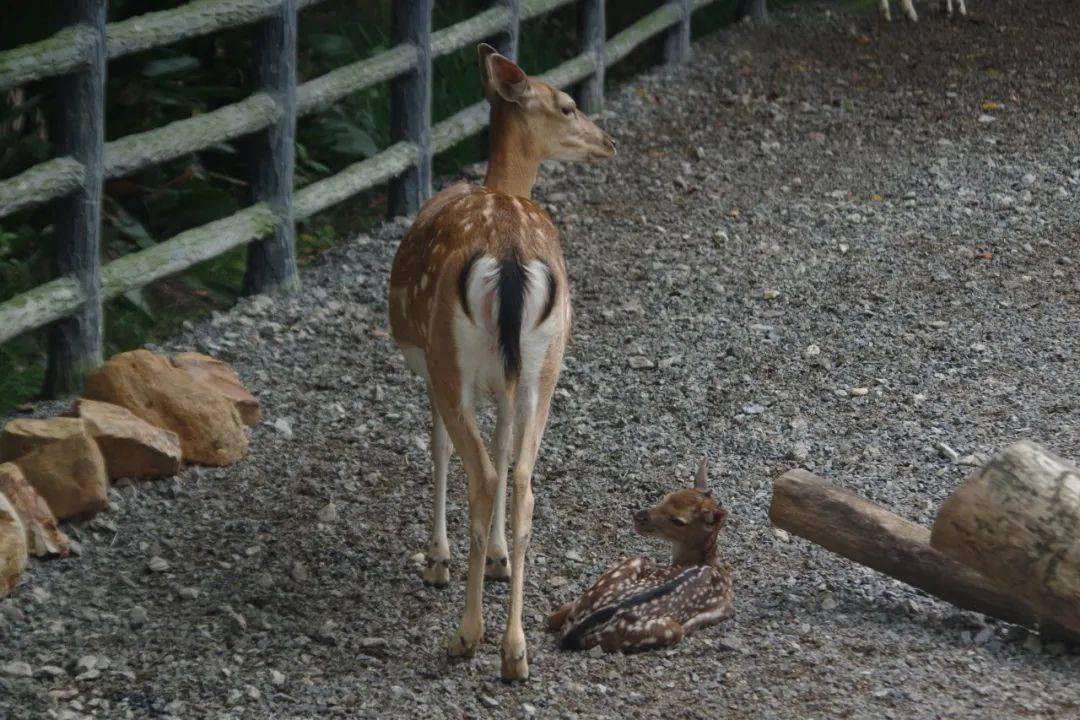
[970,343,988,353]
[272,418,294,440]
[480,695,499,709]
[822,594,839,611]
[762,289,780,300]
[848,387,869,397]
[1022,633,1042,653]
[522,702,537,716]
[34,665,66,679]
[974,627,994,644]
[1021,173,1036,186]
[359,637,388,650]
[772,528,791,543]
[838,243,849,254]
[147,556,170,573]
[741,403,765,415]
[177,586,200,600]
[565,550,584,562]
[958,454,983,467]
[787,442,810,462]
[977,113,995,124]
[290,560,309,583]
[317,502,339,523]
[409,552,426,566]
[270,669,286,686]
[627,356,654,370]
[935,442,959,462]
[1,660,32,678]
[587,645,605,658]
[804,344,821,357]
[129,605,148,628]
[245,685,261,701]
[549,575,569,588]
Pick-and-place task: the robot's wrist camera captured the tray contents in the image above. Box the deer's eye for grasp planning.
[670,517,687,527]
[561,105,574,116]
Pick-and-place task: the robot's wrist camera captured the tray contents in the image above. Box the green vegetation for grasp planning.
[0,0,741,414]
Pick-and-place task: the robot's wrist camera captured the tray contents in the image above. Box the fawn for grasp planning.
[388,44,615,680]
[548,459,735,652]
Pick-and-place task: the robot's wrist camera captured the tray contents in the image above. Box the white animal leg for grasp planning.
[901,0,918,21]
[485,395,513,581]
[422,388,452,587]
[880,0,893,22]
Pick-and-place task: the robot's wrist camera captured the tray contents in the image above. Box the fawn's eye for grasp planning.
[670,517,687,527]
[561,105,574,116]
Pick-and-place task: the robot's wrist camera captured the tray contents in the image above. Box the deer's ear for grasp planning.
[478,43,528,103]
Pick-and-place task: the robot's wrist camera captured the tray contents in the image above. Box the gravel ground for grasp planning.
[3,1,1079,718]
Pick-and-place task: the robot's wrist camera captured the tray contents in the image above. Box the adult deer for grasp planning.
[388,43,615,680]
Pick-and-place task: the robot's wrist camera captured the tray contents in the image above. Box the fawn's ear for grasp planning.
[694,456,709,492]
[478,43,528,103]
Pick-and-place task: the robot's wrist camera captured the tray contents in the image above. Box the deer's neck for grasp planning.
[671,528,721,567]
[484,105,541,198]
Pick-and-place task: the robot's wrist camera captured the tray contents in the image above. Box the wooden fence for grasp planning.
[0,0,719,396]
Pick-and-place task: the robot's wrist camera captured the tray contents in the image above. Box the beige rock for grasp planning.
[14,432,109,520]
[171,352,261,426]
[84,349,248,466]
[0,491,27,597]
[0,417,86,462]
[72,399,182,479]
[0,463,70,557]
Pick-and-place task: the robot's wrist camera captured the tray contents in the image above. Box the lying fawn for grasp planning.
[548,459,734,652]
[388,44,614,680]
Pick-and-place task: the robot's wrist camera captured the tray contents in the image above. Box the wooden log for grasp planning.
[0,279,85,346]
[297,45,417,117]
[295,142,417,220]
[0,157,85,220]
[931,440,1080,639]
[389,0,433,218]
[0,25,95,93]
[575,0,606,114]
[45,0,106,398]
[664,0,692,65]
[770,469,1048,634]
[243,0,300,295]
[604,4,681,67]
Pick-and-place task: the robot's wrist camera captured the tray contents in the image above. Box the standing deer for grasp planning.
[388,43,615,680]
[548,459,735,652]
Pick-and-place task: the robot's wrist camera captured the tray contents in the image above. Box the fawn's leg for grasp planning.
[900,0,918,21]
[485,397,514,581]
[423,387,452,586]
[433,389,498,658]
[501,385,553,681]
[880,0,893,22]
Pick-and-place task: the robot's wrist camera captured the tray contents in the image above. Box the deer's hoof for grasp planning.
[446,626,482,658]
[422,556,450,587]
[500,648,529,682]
[484,554,511,582]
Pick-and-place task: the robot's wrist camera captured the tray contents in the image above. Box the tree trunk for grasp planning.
[931,440,1080,639]
[770,469,1050,634]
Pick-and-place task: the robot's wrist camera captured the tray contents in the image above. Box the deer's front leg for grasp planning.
[423,398,452,587]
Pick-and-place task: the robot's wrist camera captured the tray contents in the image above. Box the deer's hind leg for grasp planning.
[423,385,452,587]
[431,383,501,658]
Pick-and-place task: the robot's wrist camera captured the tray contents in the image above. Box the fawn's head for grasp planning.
[633,458,728,566]
[478,43,615,163]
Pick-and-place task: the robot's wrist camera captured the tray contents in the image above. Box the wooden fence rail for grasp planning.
[0,0,720,395]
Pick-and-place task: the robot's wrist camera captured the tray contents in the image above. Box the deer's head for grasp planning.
[633,458,728,566]
[478,43,615,163]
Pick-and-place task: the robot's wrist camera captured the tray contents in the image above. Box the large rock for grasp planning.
[72,399,182,479]
[171,352,261,426]
[0,491,27,597]
[14,432,109,520]
[84,349,248,466]
[0,463,70,557]
[0,418,86,462]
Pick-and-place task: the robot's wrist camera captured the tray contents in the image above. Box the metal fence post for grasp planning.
[663,0,692,65]
[495,0,521,61]
[244,0,300,295]
[389,0,433,218]
[575,0,605,114]
[45,0,106,397]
